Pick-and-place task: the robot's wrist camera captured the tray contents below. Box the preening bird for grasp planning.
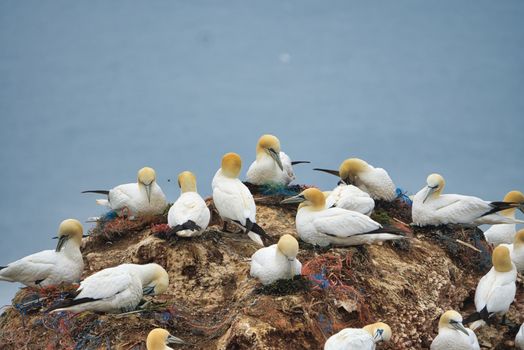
[212,152,270,246]
[324,322,391,350]
[167,171,210,237]
[250,234,302,285]
[281,188,404,247]
[49,263,169,313]
[0,219,84,287]
[146,328,186,350]
[430,310,480,350]
[82,167,168,217]
[323,184,375,215]
[246,134,309,186]
[464,245,517,328]
[412,174,524,227]
[501,229,524,273]
[484,191,524,245]
[314,158,397,201]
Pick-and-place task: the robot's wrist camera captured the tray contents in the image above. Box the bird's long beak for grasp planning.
[268,148,283,171]
[280,194,305,205]
[452,322,469,336]
[423,186,436,203]
[143,285,155,295]
[313,168,340,177]
[167,334,187,345]
[54,235,69,252]
[145,184,152,203]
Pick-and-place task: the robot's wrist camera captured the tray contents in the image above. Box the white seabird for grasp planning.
[412,174,524,227]
[281,188,404,247]
[246,134,309,186]
[324,322,391,350]
[82,167,168,217]
[0,219,84,287]
[167,171,210,237]
[314,158,397,201]
[49,263,169,313]
[212,152,270,246]
[484,191,524,245]
[250,234,302,285]
[464,245,517,328]
[516,323,524,350]
[323,184,375,215]
[430,310,480,350]
[146,328,186,350]
[501,229,524,273]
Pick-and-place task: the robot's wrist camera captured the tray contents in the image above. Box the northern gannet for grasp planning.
[501,229,524,273]
[246,134,309,186]
[250,234,302,285]
[83,167,168,217]
[314,158,397,201]
[412,174,524,227]
[0,219,84,287]
[49,263,168,313]
[464,245,517,327]
[323,184,375,215]
[516,323,524,349]
[146,328,186,350]
[212,152,270,246]
[324,322,391,350]
[484,191,524,245]
[167,171,210,237]
[430,310,480,350]
[281,188,404,247]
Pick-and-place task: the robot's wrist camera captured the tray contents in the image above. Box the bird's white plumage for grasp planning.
[250,244,302,285]
[247,151,296,185]
[324,328,375,350]
[325,184,375,215]
[501,242,524,273]
[168,192,210,237]
[516,323,524,350]
[295,207,401,247]
[474,264,517,315]
[412,188,521,226]
[101,182,167,216]
[0,239,83,287]
[212,169,262,245]
[430,328,480,350]
[484,223,517,246]
[353,166,396,201]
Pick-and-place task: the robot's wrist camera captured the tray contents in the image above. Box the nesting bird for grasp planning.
[0,219,84,287]
[281,188,404,247]
[146,328,186,350]
[250,234,302,285]
[412,174,524,227]
[246,134,309,186]
[314,158,397,201]
[323,185,375,215]
[83,167,168,217]
[464,245,517,328]
[430,310,480,350]
[49,263,168,313]
[324,322,391,350]
[212,152,270,246]
[167,171,210,237]
[484,191,524,245]
[500,229,524,273]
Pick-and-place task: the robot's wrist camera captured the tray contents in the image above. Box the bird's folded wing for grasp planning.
[312,209,381,238]
[78,268,135,300]
[435,195,489,222]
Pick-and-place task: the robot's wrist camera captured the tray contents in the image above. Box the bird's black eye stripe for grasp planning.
[449,320,457,324]
[429,185,438,189]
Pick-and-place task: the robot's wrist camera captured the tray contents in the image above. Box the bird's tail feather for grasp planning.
[47,297,98,313]
[171,220,201,233]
